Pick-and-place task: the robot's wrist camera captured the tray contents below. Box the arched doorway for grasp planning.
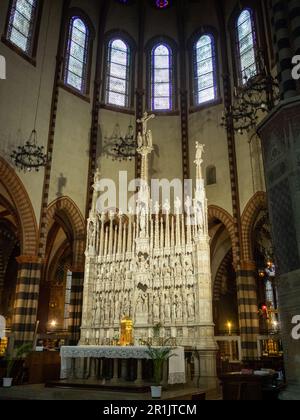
[0,158,38,343]
[37,197,85,344]
[0,195,20,327]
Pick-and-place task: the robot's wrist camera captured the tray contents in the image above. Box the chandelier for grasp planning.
[104,123,136,161]
[10,129,48,173]
[221,50,280,135]
[10,9,51,173]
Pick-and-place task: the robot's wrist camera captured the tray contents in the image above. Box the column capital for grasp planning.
[16,255,44,265]
[70,265,85,274]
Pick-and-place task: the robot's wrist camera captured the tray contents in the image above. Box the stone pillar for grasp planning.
[236,262,259,360]
[68,269,84,345]
[258,99,300,400]
[111,359,119,384]
[12,256,42,347]
[135,359,143,385]
[271,0,297,98]
[287,0,300,57]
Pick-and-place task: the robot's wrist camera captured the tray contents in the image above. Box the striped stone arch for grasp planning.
[213,250,233,301]
[208,205,238,265]
[0,157,37,256]
[46,197,86,270]
[241,192,267,262]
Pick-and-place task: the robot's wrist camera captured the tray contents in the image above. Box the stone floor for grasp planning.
[0,384,221,400]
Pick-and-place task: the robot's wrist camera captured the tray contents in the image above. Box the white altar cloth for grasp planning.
[60,346,186,385]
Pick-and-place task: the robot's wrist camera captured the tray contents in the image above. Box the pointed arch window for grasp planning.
[150,43,174,111]
[236,8,257,84]
[106,38,131,108]
[5,0,40,56]
[64,16,90,94]
[193,34,217,105]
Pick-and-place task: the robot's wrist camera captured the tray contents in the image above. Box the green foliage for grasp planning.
[146,345,174,386]
[5,343,32,378]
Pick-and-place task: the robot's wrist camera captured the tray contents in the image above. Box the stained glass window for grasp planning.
[194,35,217,105]
[6,0,38,55]
[236,9,257,84]
[64,17,89,94]
[106,39,130,108]
[151,44,173,111]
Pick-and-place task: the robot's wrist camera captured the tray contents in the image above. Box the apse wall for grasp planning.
[0,0,60,220]
[0,0,268,226]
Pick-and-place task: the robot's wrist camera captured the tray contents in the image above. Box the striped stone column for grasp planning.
[236,261,259,360]
[68,270,84,345]
[271,0,297,98]
[0,246,5,301]
[12,256,42,347]
[287,0,300,54]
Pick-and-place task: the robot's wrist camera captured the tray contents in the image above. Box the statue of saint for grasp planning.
[146,129,153,148]
[195,142,205,163]
[153,296,160,319]
[114,296,120,320]
[165,294,171,319]
[176,295,183,319]
[187,294,195,318]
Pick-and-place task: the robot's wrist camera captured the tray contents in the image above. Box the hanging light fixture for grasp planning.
[103,123,136,161]
[11,130,47,173]
[10,6,51,173]
[221,50,280,135]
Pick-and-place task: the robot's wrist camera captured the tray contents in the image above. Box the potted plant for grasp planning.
[3,343,32,388]
[146,345,174,399]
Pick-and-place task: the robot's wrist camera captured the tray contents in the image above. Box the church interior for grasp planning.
[0,0,300,402]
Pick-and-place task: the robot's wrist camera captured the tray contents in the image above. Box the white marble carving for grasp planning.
[81,119,217,354]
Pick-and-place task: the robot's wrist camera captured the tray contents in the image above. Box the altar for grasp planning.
[60,346,186,385]
[77,115,218,389]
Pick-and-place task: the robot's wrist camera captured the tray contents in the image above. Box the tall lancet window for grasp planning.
[193,34,217,105]
[106,39,131,108]
[6,0,39,56]
[151,43,174,111]
[64,16,90,94]
[236,8,257,84]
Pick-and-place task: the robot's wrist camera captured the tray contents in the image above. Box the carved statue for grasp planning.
[165,294,171,319]
[176,295,183,320]
[164,267,172,288]
[80,129,214,352]
[195,142,205,163]
[142,294,148,313]
[187,294,195,318]
[154,271,160,289]
[137,112,155,137]
[114,295,120,320]
[146,129,153,148]
[153,296,160,319]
